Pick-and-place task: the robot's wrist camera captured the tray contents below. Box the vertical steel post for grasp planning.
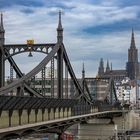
[10,64,13,82]
[57,47,63,98]
[51,57,54,97]
[65,64,68,98]
[10,64,13,95]
[0,13,5,87]
[110,79,113,104]
[41,67,46,96]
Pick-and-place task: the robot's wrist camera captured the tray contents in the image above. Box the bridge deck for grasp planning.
[0,110,123,134]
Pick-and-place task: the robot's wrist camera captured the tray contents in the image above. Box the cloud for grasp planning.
[62,1,139,28]
[2,0,140,78]
[0,0,45,8]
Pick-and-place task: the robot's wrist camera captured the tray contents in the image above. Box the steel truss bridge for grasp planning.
[0,12,123,140]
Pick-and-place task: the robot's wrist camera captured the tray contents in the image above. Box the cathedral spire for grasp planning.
[57,10,63,43]
[130,28,136,49]
[127,28,139,80]
[0,13,4,33]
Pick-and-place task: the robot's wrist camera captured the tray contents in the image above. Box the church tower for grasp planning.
[106,60,110,73]
[98,58,104,76]
[126,29,139,80]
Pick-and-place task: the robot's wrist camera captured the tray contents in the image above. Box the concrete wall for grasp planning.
[44,109,48,121]
[60,108,63,118]
[64,108,67,117]
[55,108,59,119]
[130,137,140,140]
[68,107,71,117]
[50,108,54,120]
[114,110,140,131]
[29,109,35,123]
[0,107,70,129]
[21,110,28,125]
[11,110,19,126]
[0,111,9,128]
[78,123,115,140]
[79,110,140,140]
[37,109,42,122]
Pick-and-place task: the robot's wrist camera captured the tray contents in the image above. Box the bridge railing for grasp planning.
[72,105,92,116]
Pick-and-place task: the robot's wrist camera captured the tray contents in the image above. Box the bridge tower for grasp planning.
[82,63,85,92]
[57,11,63,98]
[0,13,5,87]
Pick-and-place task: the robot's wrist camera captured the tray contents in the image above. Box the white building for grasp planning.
[115,78,140,107]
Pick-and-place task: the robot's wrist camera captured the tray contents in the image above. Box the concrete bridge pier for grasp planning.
[78,122,116,140]
[78,110,140,140]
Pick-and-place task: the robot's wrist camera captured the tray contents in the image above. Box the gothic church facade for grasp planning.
[97,30,140,81]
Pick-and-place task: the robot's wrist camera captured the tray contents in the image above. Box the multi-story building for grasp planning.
[30,78,75,98]
[85,77,110,101]
[28,77,114,102]
[115,77,140,106]
[115,78,131,102]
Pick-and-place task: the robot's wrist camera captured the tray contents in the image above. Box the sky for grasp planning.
[1,0,140,78]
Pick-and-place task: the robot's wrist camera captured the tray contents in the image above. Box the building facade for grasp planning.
[97,29,140,81]
[97,30,140,104]
[97,57,127,82]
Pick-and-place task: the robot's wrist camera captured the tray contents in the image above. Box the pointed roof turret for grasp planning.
[0,13,4,32]
[82,62,85,79]
[106,60,110,73]
[57,10,63,43]
[130,28,136,49]
[107,60,109,67]
[57,10,63,30]
[110,62,112,71]
[100,58,104,67]
[98,58,104,76]
[82,62,85,92]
